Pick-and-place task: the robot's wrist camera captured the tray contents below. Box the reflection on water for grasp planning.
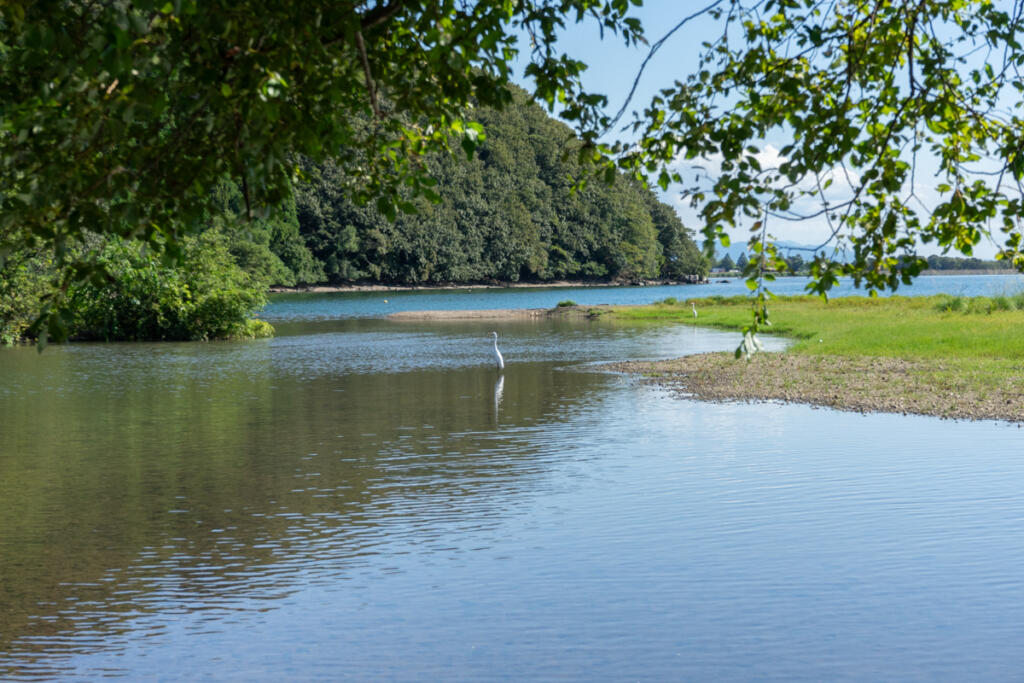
[493,374,504,426]
[2,317,1024,680]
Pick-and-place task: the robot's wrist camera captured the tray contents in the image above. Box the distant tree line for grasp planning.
[924,255,1012,271]
[714,252,805,274]
[712,251,1012,278]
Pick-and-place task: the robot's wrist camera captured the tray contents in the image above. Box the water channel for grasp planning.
[2,275,1023,679]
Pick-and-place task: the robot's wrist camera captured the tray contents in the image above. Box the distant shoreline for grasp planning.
[919,269,1017,276]
[268,277,709,294]
[267,270,1021,294]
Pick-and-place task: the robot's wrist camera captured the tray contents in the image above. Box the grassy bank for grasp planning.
[606,295,1024,422]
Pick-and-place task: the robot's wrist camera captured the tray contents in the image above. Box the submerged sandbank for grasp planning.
[386,305,612,321]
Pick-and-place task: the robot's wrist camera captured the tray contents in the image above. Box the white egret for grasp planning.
[491,331,505,370]
[691,302,698,318]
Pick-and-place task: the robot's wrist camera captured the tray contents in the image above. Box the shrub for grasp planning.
[239,318,275,339]
[935,295,967,313]
[0,249,52,344]
[67,233,271,341]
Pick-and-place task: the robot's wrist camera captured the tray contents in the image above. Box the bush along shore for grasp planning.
[604,294,1024,423]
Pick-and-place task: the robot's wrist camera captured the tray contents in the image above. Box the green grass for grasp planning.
[613,295,1024,361]
[611,294,1024,421]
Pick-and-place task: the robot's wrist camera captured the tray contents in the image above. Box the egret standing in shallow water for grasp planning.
[691,302,698,319]
[491,331,505,370]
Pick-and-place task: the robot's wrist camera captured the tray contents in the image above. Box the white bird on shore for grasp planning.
[691,302,698,318]
[491,331,505,370]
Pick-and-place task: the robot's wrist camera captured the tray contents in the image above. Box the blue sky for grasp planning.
[512,3,1002,260]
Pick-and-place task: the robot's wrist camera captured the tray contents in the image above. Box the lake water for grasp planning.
[2,277,1024,680]
[265,273,1024,321]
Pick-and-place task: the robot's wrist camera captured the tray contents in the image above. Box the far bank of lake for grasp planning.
[264,272,1024,323]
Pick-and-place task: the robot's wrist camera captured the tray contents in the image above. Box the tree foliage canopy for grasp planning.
[6,0,1024,346]
[1,0,644,338]
[291,88,706,285]
[612,0,1024,349]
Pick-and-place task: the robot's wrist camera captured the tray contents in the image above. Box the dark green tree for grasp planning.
[291,90,706,286]
[1,0,645,340]
[65,233,270,342]
[208,182,324,286]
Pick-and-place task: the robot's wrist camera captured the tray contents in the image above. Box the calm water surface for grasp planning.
[2,283,1024,680]
[264,273,1024,320]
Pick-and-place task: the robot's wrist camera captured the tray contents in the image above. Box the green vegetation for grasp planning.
[611,295,1024,421]
[0,249,51,345]
[2,91,705,345]
[67,233,271,342]
[935,292,1024,314]
[620,295,1024,360]
[7,2,1024,342]
[614,2,1024,343]
[557,300,578,307]
[1,0,647,341]
[293,88,706,287]
[1,232,272,344]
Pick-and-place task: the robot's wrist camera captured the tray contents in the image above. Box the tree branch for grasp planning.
[606,0,726,133]
[361,0,405,32]
[354,30,382,118]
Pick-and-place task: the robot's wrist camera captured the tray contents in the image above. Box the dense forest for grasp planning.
[212,87,707,289]
[0,89,707,343]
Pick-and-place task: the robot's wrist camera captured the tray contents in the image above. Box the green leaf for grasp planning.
[461,136,476,160]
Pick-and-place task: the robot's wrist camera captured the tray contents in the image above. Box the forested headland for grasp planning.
[1,89,707,344]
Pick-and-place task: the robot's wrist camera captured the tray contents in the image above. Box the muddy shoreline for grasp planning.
[388,305,1024,423]
[604,354,1024,423]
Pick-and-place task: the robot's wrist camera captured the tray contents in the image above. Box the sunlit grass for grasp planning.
[609,294,1024,421]
[613,294,1024,361]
